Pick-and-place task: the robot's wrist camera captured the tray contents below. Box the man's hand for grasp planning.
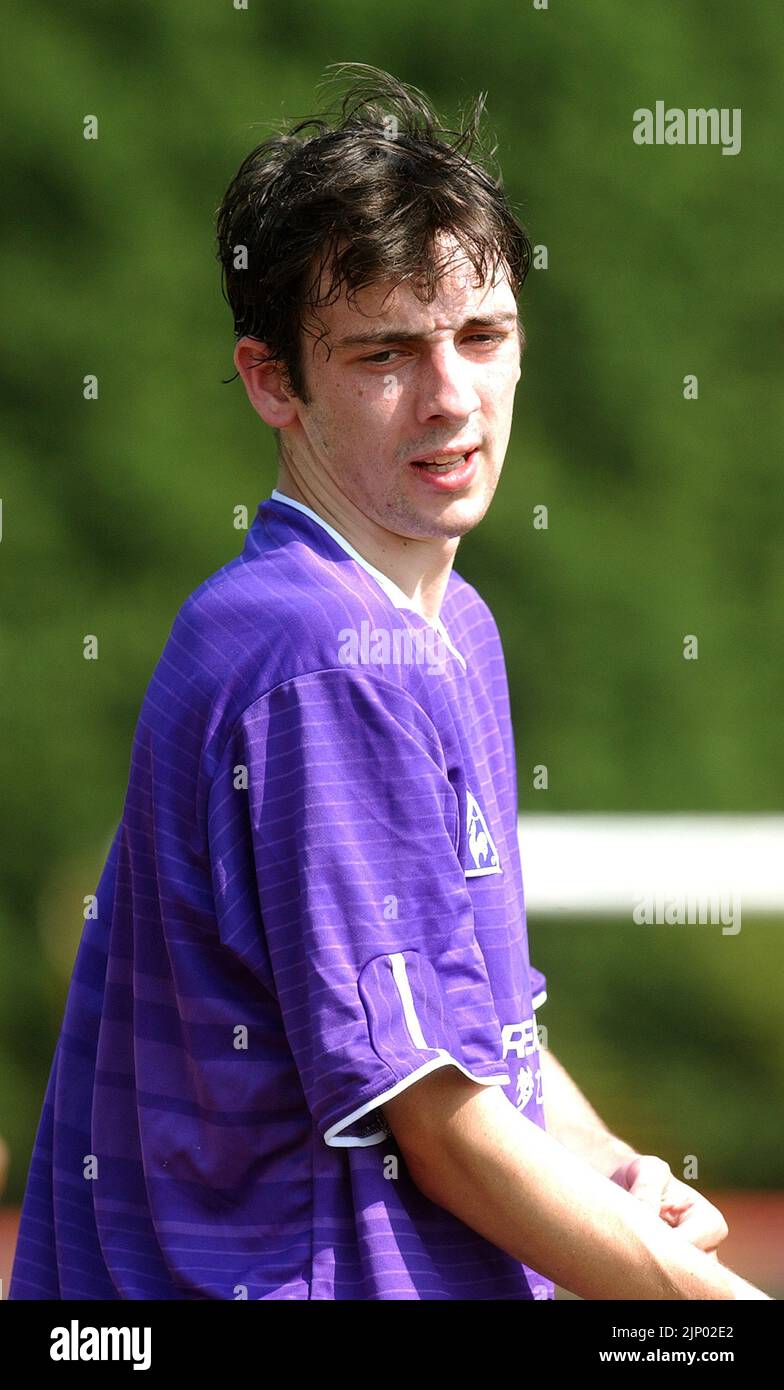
[610,1155,729,1257]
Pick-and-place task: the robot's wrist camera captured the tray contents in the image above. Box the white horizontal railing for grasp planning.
[517,815,784,916]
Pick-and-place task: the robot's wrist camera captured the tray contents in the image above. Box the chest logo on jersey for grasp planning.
[465,789,501,877]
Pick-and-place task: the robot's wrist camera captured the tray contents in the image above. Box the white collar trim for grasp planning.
[269,489,467,670]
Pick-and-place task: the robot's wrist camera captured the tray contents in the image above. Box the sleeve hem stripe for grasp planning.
[322,1052,511,1148]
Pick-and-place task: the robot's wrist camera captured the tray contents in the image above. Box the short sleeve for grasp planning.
[209,668,511,1148]
[529,965,548,1010]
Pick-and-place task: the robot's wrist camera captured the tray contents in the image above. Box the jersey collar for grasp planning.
[269,489,467,670]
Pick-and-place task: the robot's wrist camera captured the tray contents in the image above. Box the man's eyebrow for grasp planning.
[332,311,523,348]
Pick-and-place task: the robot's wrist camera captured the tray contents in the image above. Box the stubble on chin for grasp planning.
[382,481,494,542]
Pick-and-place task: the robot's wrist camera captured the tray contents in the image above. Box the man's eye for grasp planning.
[360,334,505,365]
[362,350,400,365]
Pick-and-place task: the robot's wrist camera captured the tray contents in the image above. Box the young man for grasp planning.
[9,66,769,1301]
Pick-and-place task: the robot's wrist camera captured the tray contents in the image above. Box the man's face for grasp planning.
[287,237,523,541]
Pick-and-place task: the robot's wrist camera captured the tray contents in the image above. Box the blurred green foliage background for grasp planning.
[1,0,782,1204]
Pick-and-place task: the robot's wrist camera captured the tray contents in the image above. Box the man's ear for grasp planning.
[234,337,300,429]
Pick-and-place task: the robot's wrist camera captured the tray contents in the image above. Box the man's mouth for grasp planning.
[411,448,478,473]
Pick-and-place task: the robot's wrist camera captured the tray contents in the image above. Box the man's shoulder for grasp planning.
[199,540,410,646]
[148,541,416,728]
[445,567,503,648]
[447,567,493,616]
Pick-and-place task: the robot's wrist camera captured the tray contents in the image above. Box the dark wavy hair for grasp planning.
[215,63,532,409]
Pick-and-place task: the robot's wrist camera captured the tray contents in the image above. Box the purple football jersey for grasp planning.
[9,490,553,1301]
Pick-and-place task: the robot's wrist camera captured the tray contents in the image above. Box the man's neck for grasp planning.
[274,470,458,626]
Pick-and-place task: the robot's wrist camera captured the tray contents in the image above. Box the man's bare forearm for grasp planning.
[540,1047,636,1177]
[385,1069,770,1301]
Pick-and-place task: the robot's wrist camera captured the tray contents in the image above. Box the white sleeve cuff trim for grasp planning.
[532,989,547,1010]
[323,1050,511,1148]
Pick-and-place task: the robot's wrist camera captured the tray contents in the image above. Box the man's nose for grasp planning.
[415,343,482,422]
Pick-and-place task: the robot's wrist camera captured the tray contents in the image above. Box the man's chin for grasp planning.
[436,510,487,540]
[403,501,490,540]
[382,475,496,540]
[425,487,494,536]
